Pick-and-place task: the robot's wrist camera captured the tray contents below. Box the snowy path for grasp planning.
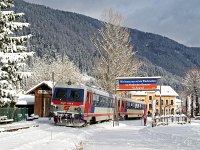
[0,118,200,150]
[0,119,87,150]
[84,120,200,150]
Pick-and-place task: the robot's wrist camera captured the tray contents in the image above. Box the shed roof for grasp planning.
[16,94,35,105]
[26,81,53,94]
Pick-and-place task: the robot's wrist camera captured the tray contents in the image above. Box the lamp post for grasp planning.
[195,86,199,116]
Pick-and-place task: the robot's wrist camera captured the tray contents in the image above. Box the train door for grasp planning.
[84,91,93,114]
[120,100,126,113]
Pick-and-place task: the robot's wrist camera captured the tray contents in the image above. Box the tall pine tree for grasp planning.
[0,0,33,107]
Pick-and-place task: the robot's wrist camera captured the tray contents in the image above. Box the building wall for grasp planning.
[154,96,176,115]
[34,86,52,117]
[131,92,156,114]
[131,93,177,115]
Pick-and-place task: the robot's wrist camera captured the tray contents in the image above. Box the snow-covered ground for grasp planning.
[0,118,200,150]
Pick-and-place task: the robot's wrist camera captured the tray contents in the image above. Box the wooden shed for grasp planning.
[26,81,53,117]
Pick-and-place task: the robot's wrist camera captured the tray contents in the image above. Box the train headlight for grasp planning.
[74,107,81,112]
[77,107,81,112]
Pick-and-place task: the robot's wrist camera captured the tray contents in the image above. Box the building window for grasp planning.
[171,108,174,115]
[161,100,163,105]
[149,104,152,109]
[156,100,158,105]
[149,96,152,100]
[156,109,159,113]
[171,100,174,105]
[166,100,168,105]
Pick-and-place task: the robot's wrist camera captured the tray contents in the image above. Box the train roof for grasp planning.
[55,81,85,88]
[119,97,146,104]
[54,82,115,98]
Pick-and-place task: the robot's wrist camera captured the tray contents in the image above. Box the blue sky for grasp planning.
[24,0,200,47]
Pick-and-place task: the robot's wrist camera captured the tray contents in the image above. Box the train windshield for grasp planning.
[53,88,84,102]
[68,89,83,101]
[54,89,67,100]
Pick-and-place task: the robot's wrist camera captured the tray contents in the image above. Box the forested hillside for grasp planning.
[14,0,200,91]
[131,30,200,76]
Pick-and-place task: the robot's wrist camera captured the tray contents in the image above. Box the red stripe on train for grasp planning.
[84,113,113,117]
[83,113,143,118]
[52,100,83,106]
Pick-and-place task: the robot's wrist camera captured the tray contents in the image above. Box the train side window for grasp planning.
[112,99,116,108]
[142,104,145,109]
[110,98,114,107]
[93,94,99,106]
[129,102,132,109]
[98,96,103,107]
[109,98,113,107]
[105,97,109,107]
[130,102,133,109]
[101,97,106,107]
[101,96,106,107]
[127,102,130,109]
[135,103,139,109]
[132,103,135,109]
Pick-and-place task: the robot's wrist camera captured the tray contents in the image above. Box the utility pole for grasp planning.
[159,85,162,116]
[113,78,119,127]
[181,99,183,114]
[52,71,54,93]
[195,86,199,116]
[191,94,194,118]
[186,97,188,116]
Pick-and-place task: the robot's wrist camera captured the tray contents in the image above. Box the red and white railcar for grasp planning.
[51,82,145,127]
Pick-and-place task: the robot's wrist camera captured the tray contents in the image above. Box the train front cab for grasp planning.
[52,86,87,126]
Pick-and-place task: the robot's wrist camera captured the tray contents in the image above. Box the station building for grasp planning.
[129,85,179,116]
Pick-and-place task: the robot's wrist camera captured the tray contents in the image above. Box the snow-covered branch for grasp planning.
[91,9,140,93]
[0,0,33,107]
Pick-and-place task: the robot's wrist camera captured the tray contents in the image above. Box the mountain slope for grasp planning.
[14,0,200,91]
[131,30,200,76]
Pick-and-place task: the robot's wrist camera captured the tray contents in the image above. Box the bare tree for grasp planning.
[92,9,139,93]
[183,67,200,117]
[183,67,200,93]
[25,56,88,90]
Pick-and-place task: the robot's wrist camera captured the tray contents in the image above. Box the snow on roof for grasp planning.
[16,94,35,105]
[129,91,147,96]
[155,86,179,97]
[175,98,182,103]
[116,76,162,80]
[26,81,54,94]
[129,86,178,97]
